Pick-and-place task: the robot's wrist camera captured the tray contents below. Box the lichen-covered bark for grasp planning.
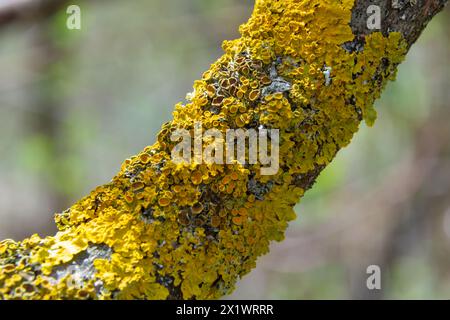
[0,0,447,300]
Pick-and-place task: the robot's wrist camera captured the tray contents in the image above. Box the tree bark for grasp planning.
[0,0,447,300]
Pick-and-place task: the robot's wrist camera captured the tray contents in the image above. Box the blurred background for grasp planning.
[0,0,449,299]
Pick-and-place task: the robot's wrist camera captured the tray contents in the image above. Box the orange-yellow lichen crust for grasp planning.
[0,0,407,299]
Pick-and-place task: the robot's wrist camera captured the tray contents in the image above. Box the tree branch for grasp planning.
[350,0,448,47]
[0,0,447,300]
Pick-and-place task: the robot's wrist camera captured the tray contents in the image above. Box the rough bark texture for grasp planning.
[350,0,448,47]
[0,0,447,300]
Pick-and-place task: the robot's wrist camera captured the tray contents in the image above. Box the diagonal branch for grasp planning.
[0,0,448,300]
